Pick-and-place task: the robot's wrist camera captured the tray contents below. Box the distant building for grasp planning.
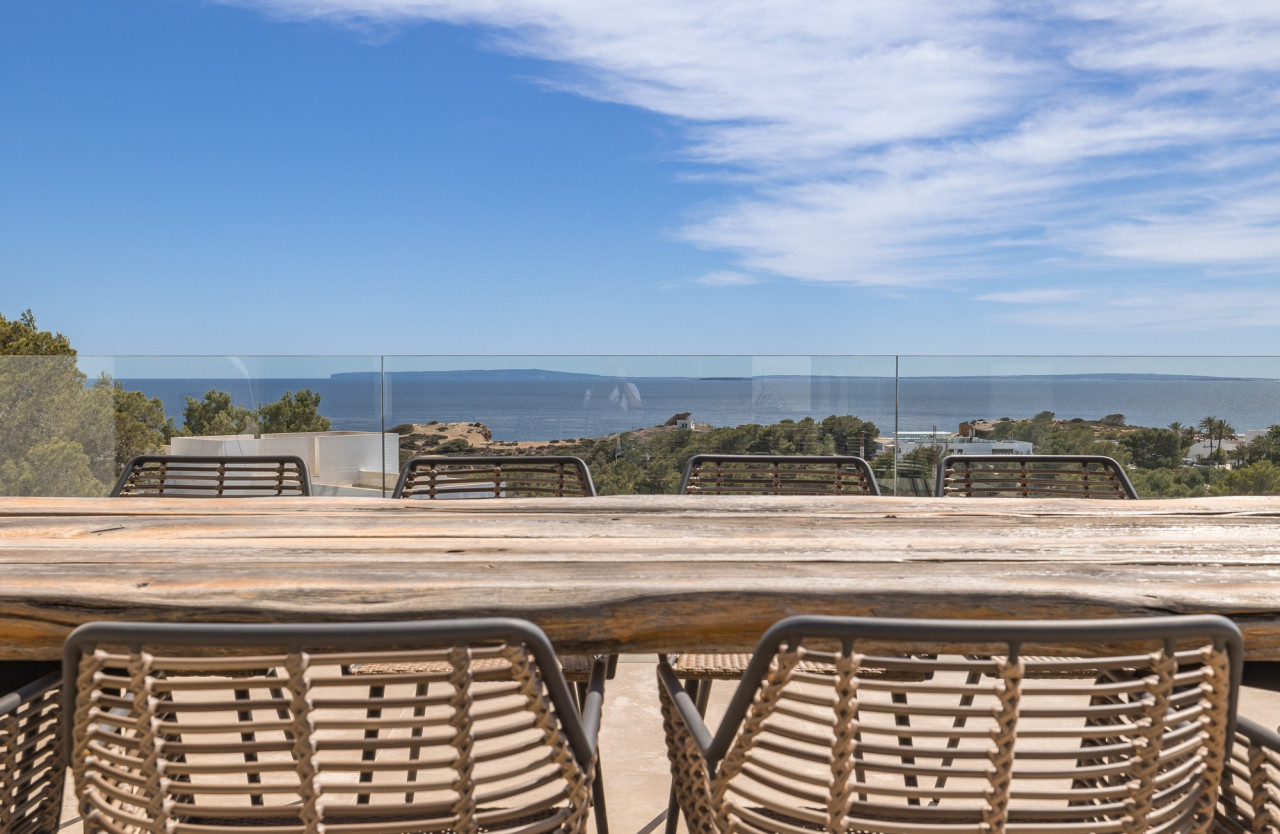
[1186,436,1245,463]
[169,431,399,494]
[887,432,1034,458]
[675,416,697,430]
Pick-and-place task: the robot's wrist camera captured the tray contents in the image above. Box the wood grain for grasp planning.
[2,495,1279,659]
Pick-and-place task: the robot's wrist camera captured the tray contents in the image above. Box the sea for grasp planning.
[115,372,1280,441]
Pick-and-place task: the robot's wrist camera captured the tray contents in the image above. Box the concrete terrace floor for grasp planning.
[57,656,1280,834]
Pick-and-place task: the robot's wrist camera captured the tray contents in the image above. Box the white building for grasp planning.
[1185,431,1256,463]
[888,432,1034,459]
[170,431,399,494]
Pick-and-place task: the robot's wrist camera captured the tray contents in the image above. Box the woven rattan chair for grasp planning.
[660,614,1244,834]
[935,454,1138,499]
[63,618,604,834]
[111,454,312,497]
[394,456,595,499]
[678,454,880,496]
[1,668,64,834]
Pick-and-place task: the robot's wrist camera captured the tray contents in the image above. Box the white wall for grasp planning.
[169,431,398,487]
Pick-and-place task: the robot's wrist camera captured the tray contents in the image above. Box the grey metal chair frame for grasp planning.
[935,453,1139,499]
[678,454,881,496]
[1,669,64,834]
[394,456,597,499]
[660,614,1245,834]
[111,454,313,497]
[64,618,605,834]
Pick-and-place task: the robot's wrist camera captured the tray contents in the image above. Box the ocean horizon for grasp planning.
[113,371,1280,442]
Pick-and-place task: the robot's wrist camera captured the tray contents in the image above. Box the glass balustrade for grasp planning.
[2,354,1277,497]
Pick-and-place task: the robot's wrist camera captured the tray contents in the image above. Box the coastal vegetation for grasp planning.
[0,310,330,495]
[179,388,330,436]
[399,414,878,494]
[406,410,1280,499]
[1,310,169,495]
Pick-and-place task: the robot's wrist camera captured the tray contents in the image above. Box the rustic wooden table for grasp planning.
[2,495,1279,660]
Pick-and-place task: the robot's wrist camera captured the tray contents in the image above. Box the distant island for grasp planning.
[332,369,1272,383]
[331,369,608,382]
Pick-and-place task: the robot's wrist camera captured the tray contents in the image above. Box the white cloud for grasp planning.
[977,289,1084,304]
[216,0,1280,327]
[693,270,764,287]
[992,283,1280,333]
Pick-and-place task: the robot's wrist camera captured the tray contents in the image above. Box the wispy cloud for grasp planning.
[693,270,764,287]
[977,289,1084,305]
[215,0,1280,330]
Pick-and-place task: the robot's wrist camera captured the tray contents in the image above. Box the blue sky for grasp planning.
[3,0,1280,357]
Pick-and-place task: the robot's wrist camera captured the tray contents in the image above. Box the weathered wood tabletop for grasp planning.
[2,495,1280,660]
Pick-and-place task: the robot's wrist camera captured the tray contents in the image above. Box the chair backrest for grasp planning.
[111,455,312,497]
[0,670,64,834]
[935,454,1138,498]
[63,618,599,834]
[678,454,880,496]
[394,456,596,499]
[679,614,1240,834]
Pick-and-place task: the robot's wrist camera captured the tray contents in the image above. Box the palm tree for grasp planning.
[1218,418,1237,457]
[1197,416,1237,458]
[1198,417,1218,455]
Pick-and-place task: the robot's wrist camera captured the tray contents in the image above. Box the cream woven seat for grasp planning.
[660,614,1246,834]
[64,618,605,834]
[0,668,64,834]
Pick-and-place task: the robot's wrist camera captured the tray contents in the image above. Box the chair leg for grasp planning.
[891,690,919,806]
[576,680,609,834]
[665,679,709,834]
[592,758,609,834]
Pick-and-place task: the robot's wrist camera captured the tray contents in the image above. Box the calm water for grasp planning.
[118,374,1280,441]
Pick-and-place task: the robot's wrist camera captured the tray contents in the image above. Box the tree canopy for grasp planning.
[1,311,111,494]
[181,390,255,436]
[1119,427,1182,470]
[0,309,73,356]
[178,388,331,436]
[257,389,331,433]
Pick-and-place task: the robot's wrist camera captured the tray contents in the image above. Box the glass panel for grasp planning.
[897,356,1280,498]
[8,354,1277,498]
[383,356,898,495]
[77,355,388,496]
